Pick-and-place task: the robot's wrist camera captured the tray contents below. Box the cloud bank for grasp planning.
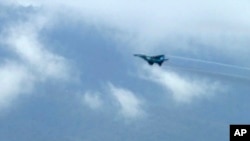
[4,0,250,61]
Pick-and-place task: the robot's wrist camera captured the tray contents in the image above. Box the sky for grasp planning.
[0,0,250,141]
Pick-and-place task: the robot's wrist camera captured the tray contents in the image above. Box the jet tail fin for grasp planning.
[147,61,154,65]
[157,61,163,66]
[157,59,169,66]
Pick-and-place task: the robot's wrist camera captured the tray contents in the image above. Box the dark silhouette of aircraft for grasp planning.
[134,54,169,66]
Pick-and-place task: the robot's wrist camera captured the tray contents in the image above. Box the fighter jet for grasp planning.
[134,54,169,66]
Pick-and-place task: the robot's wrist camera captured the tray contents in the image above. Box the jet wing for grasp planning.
[152,55,165,59]
[134,54,149,60]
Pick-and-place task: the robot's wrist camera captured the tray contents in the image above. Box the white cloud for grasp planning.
[0,8,71,110]
[108,83,144,119]
[0,61,34,109]
[4,16,70,80]
[82,92,102,110]
[141,65,223,103]
[4,1,250,53]
[3,0,250,63]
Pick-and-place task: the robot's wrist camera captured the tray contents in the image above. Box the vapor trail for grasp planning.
[167,62,250,80]
[167,55,250,71]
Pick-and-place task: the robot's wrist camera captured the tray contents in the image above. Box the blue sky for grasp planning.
[0,1,250,141]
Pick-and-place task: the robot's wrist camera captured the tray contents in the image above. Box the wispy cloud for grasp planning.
[4,16,70,80]
[140,65,223,103]
[108,83,144,119]
[0,9,71,110]
[0,61,34,109]
[82,91,103,110]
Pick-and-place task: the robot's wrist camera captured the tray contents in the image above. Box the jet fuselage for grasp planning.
[134,54,168,66]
